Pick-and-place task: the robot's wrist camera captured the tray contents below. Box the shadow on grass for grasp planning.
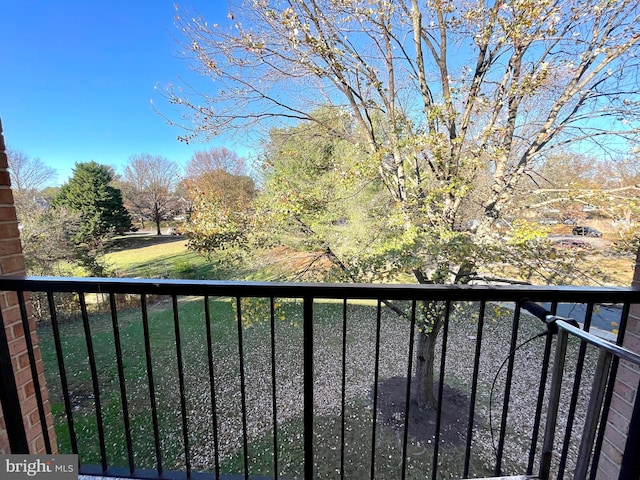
[105,233,186,253]
[376,376,475,447]
[219,398,491,480]
[118,252,232,280]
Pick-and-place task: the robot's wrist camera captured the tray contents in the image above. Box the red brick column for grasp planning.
[0,118,57,453]
[597,250,640,479]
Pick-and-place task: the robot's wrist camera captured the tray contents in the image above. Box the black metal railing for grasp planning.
[0,276,639,480]
[520,300,640,480]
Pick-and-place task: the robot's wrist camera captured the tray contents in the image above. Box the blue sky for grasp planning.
[0,1,243,185]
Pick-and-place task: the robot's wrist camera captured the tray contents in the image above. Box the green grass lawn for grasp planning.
[36,297,503,478]
[39,296,239,470]
[38,232,610,478]
[38,293,589,479]
[101,231,636,286]
[36,233,609,478]
[102,234,225,280]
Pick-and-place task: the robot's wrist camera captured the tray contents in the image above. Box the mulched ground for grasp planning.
[375,376,475,447]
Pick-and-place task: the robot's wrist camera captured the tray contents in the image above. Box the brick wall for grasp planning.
[597,249,640,479]
[0,118,57,454]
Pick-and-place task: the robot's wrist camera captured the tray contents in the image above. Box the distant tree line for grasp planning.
[6,146,255,277]
[7,140,640,281]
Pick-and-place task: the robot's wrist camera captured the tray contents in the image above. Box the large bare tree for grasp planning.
[6,148,57,209]
[122,154,181,235]
[186,146,248,178]
[163,0,640,409]
[182,147,255,253]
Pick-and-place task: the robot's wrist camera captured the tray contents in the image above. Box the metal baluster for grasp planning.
[303,296,314,480]
[47,292,78,455]
[400,300,417,480]
[495,303,521,476]
[16,290,52,453]
[526,300,556,476]
[589,302,631,480]
[79,292,107,473]
[557,303,594,479]
[432,301,451,480]
[172,295,191,478]
[463,300,486,478]
[204,296,221,479]
[236,297,249,480]
[269,297,279,479]
[108,292,134,474]
[539,328,569,480]
[140,294,162,476]
[340,298,348,480]
[574,348,612,480]
[370,300,383,480]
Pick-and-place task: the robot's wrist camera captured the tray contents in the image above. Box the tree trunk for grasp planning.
[154,203,162,235]
[410,265,473,410]
[411,270,447,411]
[412,330,439,410]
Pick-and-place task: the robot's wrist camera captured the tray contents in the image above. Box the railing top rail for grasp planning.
[556,319,640,365]
[0,275,638,303]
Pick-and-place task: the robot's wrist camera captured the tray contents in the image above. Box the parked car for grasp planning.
[572,226,602,237]
[552,238,591,249]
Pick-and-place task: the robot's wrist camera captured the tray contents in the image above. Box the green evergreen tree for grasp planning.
[53,161,132,248]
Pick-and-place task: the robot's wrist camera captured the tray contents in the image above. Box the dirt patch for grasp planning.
[375,376,474,447]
